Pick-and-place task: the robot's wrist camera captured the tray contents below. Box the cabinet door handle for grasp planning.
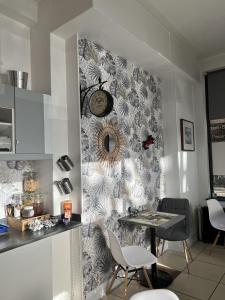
[16,139,19,145]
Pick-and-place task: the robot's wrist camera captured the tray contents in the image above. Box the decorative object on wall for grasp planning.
[94,123,125,166]
[180,119,195,151]
[142,135,155,150]
[79,38,163,295]
[80,78,113,117]
[210,119,225,142]
[6,161,16,169]
[6,160,26,170]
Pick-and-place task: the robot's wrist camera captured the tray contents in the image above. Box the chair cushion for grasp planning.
[156,224,187,241]
[156,198,191,241]
[122,246,157,268]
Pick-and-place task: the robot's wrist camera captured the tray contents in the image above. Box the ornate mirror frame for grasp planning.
[94,124,125,166]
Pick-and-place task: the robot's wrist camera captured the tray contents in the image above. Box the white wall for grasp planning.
[0,13,31,88]
[161,69,209,248]
[93,0,199,81]
[65,34,82,215]
[44,34,69,216]
[30,0,93,94]
[161,70,180,198]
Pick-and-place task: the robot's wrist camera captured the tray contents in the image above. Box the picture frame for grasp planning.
[180,119,195,151]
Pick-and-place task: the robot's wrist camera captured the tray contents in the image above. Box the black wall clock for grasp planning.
[89,88,113,117]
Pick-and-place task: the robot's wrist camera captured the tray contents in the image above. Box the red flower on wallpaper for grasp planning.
[142,135,155,150]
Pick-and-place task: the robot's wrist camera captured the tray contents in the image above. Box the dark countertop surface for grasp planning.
[0,218,81,254]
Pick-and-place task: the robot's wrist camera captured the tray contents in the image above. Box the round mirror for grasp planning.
[95,124,125,165]
[104,134,117,153]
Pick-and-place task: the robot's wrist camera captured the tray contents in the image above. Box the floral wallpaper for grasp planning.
[79,38,164,295]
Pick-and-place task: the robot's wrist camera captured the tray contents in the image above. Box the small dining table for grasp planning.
[118,210,185,288]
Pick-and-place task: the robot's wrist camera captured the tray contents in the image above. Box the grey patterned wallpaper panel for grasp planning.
[79,38,163,295]
[0,161,33,218]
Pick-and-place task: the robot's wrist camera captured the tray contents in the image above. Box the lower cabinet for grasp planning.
[0,229,83,300]
[0,239,52,300]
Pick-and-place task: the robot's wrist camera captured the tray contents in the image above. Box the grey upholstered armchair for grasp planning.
[156,198,193,272]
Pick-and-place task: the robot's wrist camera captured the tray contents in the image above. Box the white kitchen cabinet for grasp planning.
[15,87,45,154]
[0,238,52,300]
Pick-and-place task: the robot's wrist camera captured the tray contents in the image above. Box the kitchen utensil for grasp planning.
[8,70,28,89]
[54,178,73,194]
[54,181,64,194]
[57,155,74,171]
[61,178,73,194]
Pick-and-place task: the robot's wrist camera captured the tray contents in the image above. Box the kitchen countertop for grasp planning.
[0,218,81,254]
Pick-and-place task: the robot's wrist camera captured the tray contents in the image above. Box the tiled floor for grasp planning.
[102,242,225,300]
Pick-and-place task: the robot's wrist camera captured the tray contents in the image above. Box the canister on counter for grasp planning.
[63,200,72,224]
[23,171,38,193]
[33,193,44,216]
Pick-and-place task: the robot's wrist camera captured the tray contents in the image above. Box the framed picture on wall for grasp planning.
[180,119,195,151]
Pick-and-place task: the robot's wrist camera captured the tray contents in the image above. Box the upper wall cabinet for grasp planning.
[0,84,14,108]
[15,88,45,154]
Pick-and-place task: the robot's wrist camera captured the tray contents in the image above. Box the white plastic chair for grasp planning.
[107,229,157,299]
[207,199,225,254]
[130,290,179,300]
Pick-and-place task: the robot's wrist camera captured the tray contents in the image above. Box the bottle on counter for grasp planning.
[63,200,72,224]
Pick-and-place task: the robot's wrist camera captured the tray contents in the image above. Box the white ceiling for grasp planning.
[0,0,38,25]
[138,0,225,59]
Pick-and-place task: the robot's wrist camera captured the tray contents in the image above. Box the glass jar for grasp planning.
[21,206,34,218]
[33,193,44,216]
[22,193,35,206]
[23,172,38,193]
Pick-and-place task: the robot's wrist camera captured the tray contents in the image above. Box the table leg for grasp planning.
[139,227,174,288]
[150,228,158,285]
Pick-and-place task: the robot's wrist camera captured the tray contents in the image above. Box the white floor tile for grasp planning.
[169,272,217,300]
[210,284,225,300]
[183,260,225,282]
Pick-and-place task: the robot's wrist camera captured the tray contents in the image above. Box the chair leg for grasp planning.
[142,267,153,289]
[182,241,190,273]
[161,239,165,256]
[209,232,220,255]
[107,265,121,294]
[123,267,129,300]
[184,240,193,261]
[157,238,161,257]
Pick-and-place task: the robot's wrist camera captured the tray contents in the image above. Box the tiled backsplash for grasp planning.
[0,161,34,218]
